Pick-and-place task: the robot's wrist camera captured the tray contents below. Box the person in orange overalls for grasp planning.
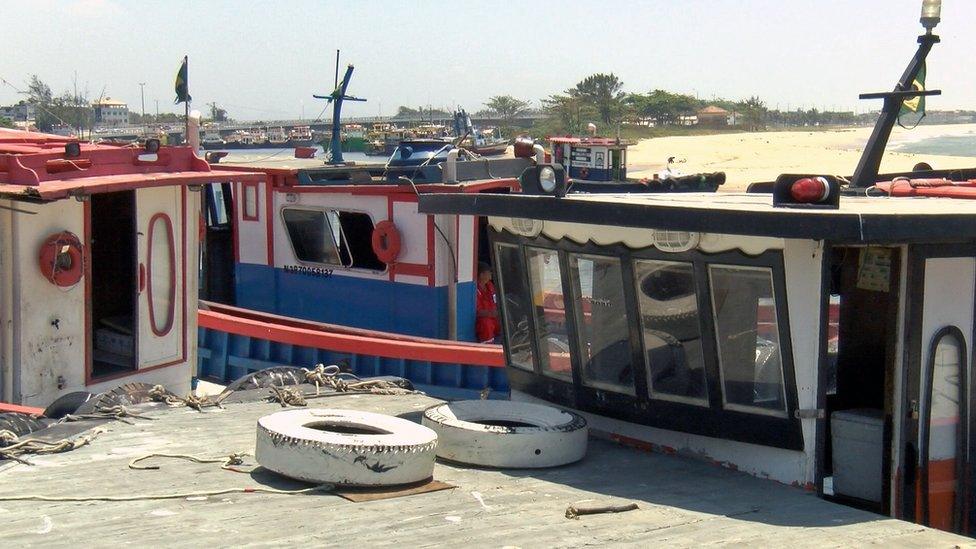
[475,262,501,343]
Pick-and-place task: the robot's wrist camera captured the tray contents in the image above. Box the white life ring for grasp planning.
[255,408,438,486]
[422,400,588,468]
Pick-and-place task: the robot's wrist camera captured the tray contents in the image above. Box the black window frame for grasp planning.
[279,206,386,272]
[490,226,803,451]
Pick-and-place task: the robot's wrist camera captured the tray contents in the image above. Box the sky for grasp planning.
[2,0,975,121]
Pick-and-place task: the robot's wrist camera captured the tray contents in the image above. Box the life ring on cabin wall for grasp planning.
[579,167,590,179]
[371,220,402,264]
[38,231,84,287]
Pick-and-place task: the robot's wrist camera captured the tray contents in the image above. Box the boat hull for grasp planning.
[197,302,508,400]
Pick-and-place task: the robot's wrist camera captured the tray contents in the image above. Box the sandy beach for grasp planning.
[627,123,976,190]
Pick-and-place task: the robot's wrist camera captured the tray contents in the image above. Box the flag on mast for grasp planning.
[174,56,191,104]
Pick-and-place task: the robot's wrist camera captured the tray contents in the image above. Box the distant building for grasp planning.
[0,102,35,122]
[697,105,730,128]
[92,97,129,127]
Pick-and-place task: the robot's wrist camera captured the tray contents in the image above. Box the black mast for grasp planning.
[850,2,942,188]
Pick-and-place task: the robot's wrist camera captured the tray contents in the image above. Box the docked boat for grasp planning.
[288,125,315,147]
[267,126,289,146]
[0,123,259,407]
[465,127,509,156]
[201,124,225,148]
[340,123,367,152]
[419,2,976,536]
[203,129,269,150]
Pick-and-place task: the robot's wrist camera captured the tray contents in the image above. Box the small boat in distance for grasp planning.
[465,127,509,156]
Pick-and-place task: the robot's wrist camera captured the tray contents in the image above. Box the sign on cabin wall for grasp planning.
[857,247,892,292]
[570,147,592,166]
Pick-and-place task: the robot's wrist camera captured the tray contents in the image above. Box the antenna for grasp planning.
[334,49,340,90]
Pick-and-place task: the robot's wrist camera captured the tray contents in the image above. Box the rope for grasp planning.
[267,385,307,407]
[0,428,105,466]
[61,405,154,425]
[149,384,224,412]
[128,452,251,473]
[565,502,639,520]
[301,363,419,396]
[0,484,334,503]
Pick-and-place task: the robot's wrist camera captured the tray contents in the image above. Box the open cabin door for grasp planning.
[136,186,185,368]
[902,251,975,535]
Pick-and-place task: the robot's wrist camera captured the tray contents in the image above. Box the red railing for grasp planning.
[198,302,505,368]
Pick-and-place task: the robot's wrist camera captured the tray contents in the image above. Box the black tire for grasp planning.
[0,412,49,445]
[77,382,164,414]
[43,391,95,419]
[224,367,307,392]
[638,263,701,339]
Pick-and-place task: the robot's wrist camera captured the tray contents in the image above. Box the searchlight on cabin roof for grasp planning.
[921,0,941,32]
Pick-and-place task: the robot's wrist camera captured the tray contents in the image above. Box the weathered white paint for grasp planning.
[137,186,184,368]
[1,187,195,408]
[237,181,268,265]
[422,400,588,468]
[888,245,910,513]
[782,239,824,484]
[255,408,438,486]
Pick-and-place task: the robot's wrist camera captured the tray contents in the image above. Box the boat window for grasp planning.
[329,211,385,271]
[570,254,634,395]
[635,260,708,405]
[709,265,787,415]
[281,208,384,270]
[526,247,573,380]
[242,182,258,221]
[281,208,342,265]
[494,243,535,371]
[147,213,175,335]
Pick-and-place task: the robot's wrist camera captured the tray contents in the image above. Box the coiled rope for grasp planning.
[302,364,419,396]
[149,384,224,411]
[0,428,105,466]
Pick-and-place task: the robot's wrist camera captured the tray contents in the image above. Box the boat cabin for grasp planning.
[0,129,259,407]
[201,158,539,342]
[549,136,630,182]
[419,169,976,535]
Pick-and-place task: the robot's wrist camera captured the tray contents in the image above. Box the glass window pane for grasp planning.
[494,244,534,371]
[148,215,175,334]
[635,259,708,404]
[571,254,634,394]
[281,208,341,265]
[709,265,787,414]
[527,248,572,380]
[927,332,963,531]
[243,184,258,219]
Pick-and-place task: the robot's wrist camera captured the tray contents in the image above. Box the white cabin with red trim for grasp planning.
[0,129,259,407]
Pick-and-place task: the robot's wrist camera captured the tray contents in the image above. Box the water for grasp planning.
[894,133,976,157]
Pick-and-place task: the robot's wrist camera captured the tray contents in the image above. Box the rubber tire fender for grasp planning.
[43,391,95,419]
[0,412,49,445]
[255,408,438,487]
[422,400,588,468]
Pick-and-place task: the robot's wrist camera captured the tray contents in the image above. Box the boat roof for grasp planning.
[549,136,631,147]
[419,189,976,244]
[0,129,261,201]
[0,389,967,545]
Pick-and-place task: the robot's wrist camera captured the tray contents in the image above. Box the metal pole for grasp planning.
[139,82,146,135]
[850,33,938,188]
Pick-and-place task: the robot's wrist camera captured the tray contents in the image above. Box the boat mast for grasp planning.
[850,0,942,188]
[313,49,367,164]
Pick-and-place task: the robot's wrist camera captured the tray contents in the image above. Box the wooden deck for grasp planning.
[0,392,971,547]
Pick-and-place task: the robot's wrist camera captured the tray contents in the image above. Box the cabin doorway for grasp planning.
[610,149,622,180]
[899,248,976,535]
[822,246,902,515]
[89,191,137,378]
[201,182,235,304]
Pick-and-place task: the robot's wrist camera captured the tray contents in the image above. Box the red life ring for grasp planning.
[371,220,402,264]
[38,231,84,287]
[579,167,590,179]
